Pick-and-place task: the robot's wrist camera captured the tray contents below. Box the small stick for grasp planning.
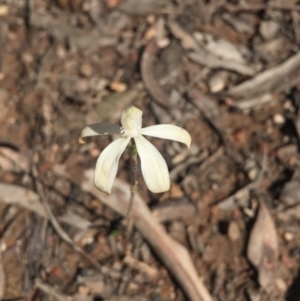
[31,166,105,274]
[35,278,69,301]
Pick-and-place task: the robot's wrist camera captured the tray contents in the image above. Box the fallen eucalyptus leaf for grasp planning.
[247,198,279,292]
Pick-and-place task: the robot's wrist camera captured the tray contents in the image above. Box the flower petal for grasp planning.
[134,135,170,193]
[94,137,130,194]
[121,106,143,131]
[80,123,121,143]
[140,125,191,148]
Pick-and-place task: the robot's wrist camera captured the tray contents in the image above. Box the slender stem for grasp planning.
[131,139,138,191]
[127,139,138,216]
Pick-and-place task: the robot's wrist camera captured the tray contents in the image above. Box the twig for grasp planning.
[31,166,105,274]
[124,250,158,280]
[0,251,5,299]
[230,93,274,111]
[35,278,70,301]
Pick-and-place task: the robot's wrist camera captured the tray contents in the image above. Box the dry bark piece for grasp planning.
[187,52,254,76]
[217,182,257,211]
[0,183,47,217]
[230,93,274,111]
[152,199,196,223]
[247,198,279,292]
[193,32,247,64]
[226,51,300,98]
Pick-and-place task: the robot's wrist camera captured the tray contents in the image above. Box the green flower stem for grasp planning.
[128,139,138,216]
[131,140,138,191]
[125,139,138,237]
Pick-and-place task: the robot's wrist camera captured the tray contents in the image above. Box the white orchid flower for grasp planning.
[80,106,191,194]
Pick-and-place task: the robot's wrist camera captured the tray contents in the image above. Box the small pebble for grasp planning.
[248,168,258,180]
[284,232,294,241]
[228,221,241,242]
[90,147,101,157]
[56,43,67,58]
[275,278,287,292]
[208,71,228,93]
[273,114,285,125]
[0,5,8,16]
[110,81,127,92]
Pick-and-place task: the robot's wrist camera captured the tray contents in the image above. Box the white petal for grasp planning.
[140,125,191,148]
[121,106,143,131]
[80,123,121,142]
[94,137,130,194]
[134,135,170,193]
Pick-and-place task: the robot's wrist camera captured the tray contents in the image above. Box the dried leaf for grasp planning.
[247,199,279,292]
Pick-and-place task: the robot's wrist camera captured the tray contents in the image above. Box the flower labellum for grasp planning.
[80,106,191,194]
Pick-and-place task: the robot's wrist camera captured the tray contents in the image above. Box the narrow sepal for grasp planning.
[141,125,191,148]
[134,135,170,193]
[94,137,130,194]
